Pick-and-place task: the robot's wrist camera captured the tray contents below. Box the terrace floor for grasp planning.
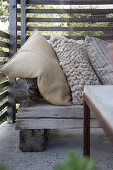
[0,122,113,170]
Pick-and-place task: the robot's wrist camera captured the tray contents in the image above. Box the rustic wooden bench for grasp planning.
[16,100,99,151]
[15,79,98,151]
[15,0,113,151]
[0,0,113,152]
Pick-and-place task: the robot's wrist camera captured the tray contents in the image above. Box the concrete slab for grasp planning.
[0,122,113,170]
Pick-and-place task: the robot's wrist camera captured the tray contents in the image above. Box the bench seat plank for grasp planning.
[16,100,98,130]
[16,118,99,130]
[17,100,95,119]
[17,104,83,119]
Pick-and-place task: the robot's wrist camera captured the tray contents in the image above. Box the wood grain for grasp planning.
[26,17,113,23]
[21,0,27,46]
[8,0,17,123]
[25,26,113,32]
[16,118,99,130]
[18,104,83,119]
[17,0,113,5]
[26,8,113,14]
[19,129,46,152]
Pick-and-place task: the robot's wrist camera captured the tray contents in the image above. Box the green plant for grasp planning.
[53,152,97,170]
[0,165,10,170]
[0,0,9,22]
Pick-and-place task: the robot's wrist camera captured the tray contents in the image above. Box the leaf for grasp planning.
[0,165,10,170]
[53,163,66,170]
[53,152,97,170]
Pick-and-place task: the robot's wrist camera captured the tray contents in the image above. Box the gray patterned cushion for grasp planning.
[85,36,113,85]
[50,35,101,105]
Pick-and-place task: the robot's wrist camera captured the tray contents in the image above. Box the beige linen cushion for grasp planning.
[0,29,72,105]
[50,35,101,105]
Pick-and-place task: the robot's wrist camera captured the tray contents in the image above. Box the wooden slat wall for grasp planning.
[16,0,113,44]
[0,30,9,121]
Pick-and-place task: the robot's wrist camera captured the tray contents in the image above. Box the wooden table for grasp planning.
[83,85,113,156]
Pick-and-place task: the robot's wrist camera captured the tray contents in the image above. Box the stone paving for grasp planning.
[0,122,113,170]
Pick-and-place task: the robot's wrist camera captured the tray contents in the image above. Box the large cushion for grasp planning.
[50,35,100,105]
[85,36,113,84]
[0,29,72,106]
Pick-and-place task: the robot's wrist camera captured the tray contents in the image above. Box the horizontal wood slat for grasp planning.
[0,73,6,78]
[17,0,113,5]
[17,105,83,119]
[17,35,113,40]
[26,17,113,23]
[16,119,100,130]
[0,81,8,89]
[0,99,8,112]
[17,104,95,119]
[0,109,7,121]
[25,26,113,32]
[25,9,113,14]
[0,41,9,48]
[0,61,7,66]
[0,90,8,101]
[0,31,9,39]
[0,51,9,57]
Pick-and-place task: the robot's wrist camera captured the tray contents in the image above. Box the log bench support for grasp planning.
[19,129,48,152]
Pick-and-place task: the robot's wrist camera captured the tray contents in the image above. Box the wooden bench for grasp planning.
[15,0,113,151]
[16,99,99,151]
[0,0,113,151]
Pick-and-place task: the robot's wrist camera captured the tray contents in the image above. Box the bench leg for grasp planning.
[19,129,48,152]
[83,101,90,157]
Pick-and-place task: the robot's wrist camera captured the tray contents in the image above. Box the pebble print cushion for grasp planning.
[50,35,101,105]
